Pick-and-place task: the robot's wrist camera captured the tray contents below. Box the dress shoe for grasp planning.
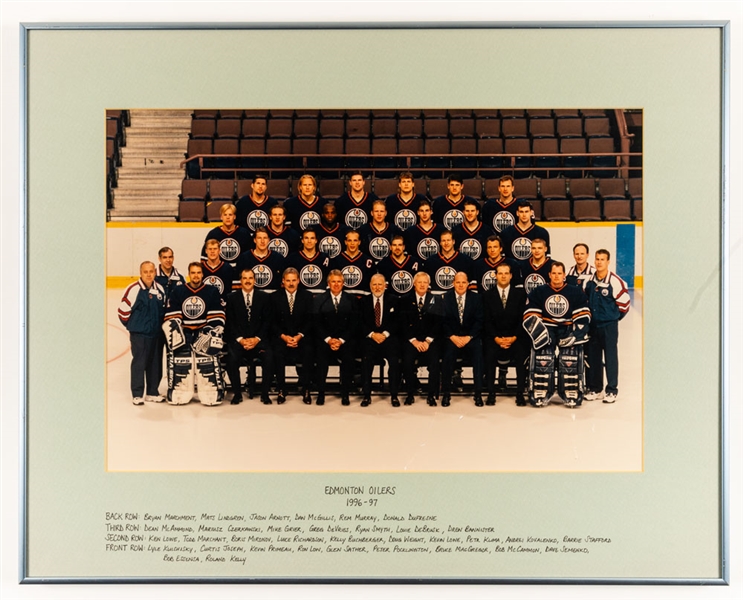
[361,396,371,407]
[230,393,243,405]
[426,395,437,407]
[302,389,312,405]
[316,394,325,406]
[261,394,272,405]
[486,392,496,406]
[404,395,414,406]
[441,395,451,407]
[276,392,287,405]
[474,393,484,407]
[516,394,527,407]
[341,395,350,406]
[390,396,400,407]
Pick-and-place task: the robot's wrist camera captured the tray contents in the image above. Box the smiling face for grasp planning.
[140,262,155,286]
[463,203,479,225]
[440,232,454,253]
[413,274,430,296]
[282,271,299,294]
[240,270,256,293]
[453,271,469,296]
[159,249,174,271]
[188,264,203,287]
[573,244,588,267]
[328,274,344,295]
[531,240,546,261]
[390,238,405,258]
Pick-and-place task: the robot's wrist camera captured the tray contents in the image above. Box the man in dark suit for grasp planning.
[272,267,314,405]
[482,263,528,405]
[441,271,484,407]
[314,269,359,406]
[360,274,401,407]
[400,271,443,406]
[225,269,275,405]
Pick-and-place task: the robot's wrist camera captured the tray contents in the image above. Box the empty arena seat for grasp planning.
[526,109,553,119]
[216,119,241,139]
[292,139,318,167]
[193,109,218,119]
[320,109,345,119]
[464,177,484,200]
[428,178,448,198]
[295,110,319,119]
[568,178,597,200]
[239,139,265,169]
[423,117,449,138]
[504,138,531,174]
[628,177,642,199]
[499,109,525,119]
[318,178,345,199]
[560,137,588,177]
[372,117,397,138]
[346,110,371,119]
[371,109,396,118]
[371,138,398,171]
[244,110,269,119]
[345,138,372,169]
[265,138,292,175]
[570,179,601,221]
[208,179,236,201]
[398,138,424,173]
[532,137,560,177]
[187,139,213,157]
[317,138,345,171]
[319,118,345,138]
[219,109,243,119]
[424,138,451,172]
[540,177,567,199]
[580,109,607,118]
[556,118,583,138]
[450,138,478,177]
[450,118,475,138]
[398,118,423,138]
[589,137,618,178]
[293,119,319,139]
[270,110,294,119]
[603,198,632,221]
[541,198,571,221]
[267,118,293,139]
[553,109,580,119]
[514,177,538,200]
[181,179,208,201]
[421,109,447,119]
[373,179,399,197]
[211,139,240,174]
[475,117,501,139]
[584,117,611,138]
[448,109,473,119]
[267,179,291,199]
[346,118,371,139]
[241,119,266,139]
[597,178,627,199]
[472,109,499,118]
[178,200,206,222]
[501,118,528,138]
[478,138,505,172]
[191,119,216,139]
[529,118,555,138]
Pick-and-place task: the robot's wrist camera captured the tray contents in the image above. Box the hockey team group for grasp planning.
[117,172,631,409]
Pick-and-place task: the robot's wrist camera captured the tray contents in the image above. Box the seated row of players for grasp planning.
[123,243,629,409]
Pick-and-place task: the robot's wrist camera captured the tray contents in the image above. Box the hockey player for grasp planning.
[376,235,422,298]
[566,242,596,287]
[265,204,301,258]
[499,201,551,261]
[201,239,235,305]
[162,262,226,406]
[234,227,286,293]
[202,203,253,267]
[118,261,166,405]
[284,174,326,232]
[517,238,554,294]
[481,175,520,234]
[334,171,378,229]
[330,230,375,297]
[423,229,474,295]
[404,199,443,261]
[450,198,493,260]
[235,174,278,232]
[285,228,331,294]
[357,200,402,263]
[583,249,631,404]
[432,174,478,230]
[472,235,520,292]
[522,262,591,408]
[316,202,350,260]
[384,171,427,231]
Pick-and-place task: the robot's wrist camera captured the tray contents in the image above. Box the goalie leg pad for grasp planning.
[166,348,194,405]
[557,345,585,407]
[194,355,225,406]
[524,315,551,350]
[162,319,186,351]
[528,346,556,406]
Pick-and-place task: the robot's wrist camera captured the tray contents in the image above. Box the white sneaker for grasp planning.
[145,395,164,403]
[132,396,144,405]
[603,393,617,404]
[584,390,604,401]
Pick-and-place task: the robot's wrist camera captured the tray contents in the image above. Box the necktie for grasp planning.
[418,296,424,316]
[333,296,339,313]
[501,289,507,308]
[288,293,294,315]
[457,295,464,324]
[375,297,381,328]
[245,293,252,322]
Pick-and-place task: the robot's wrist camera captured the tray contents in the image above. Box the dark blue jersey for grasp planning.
[165,282,225,331]
[524,282,590,340]
[432,195,478,230]
[235,250,286,292]
[334,191,378,229]
[285,250,331,293]
[235,196,278,232]
[423,251,474,294]
[404,222,443,261]
[376,254,423,297]
[200,259,235,304]
[357,222,403,263]
[472,256,521,292]
[316,222,351,260]
[384,193,427,231]
[481,199,519,234]
[499,222,551,261]
[517,257,555,295]
[203,225,253,267]
[450,221,494,261]
[265,224,301,258]
[283,195,326,232]
[330,251,375,297]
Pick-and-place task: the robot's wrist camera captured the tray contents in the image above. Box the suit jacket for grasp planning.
[225,289,273,343]
[271,288,314,339]
[399,292,443,342]
[313,290,359,342]
[361,293,400,339]
[442,290,483,339]
[482,286,527,340]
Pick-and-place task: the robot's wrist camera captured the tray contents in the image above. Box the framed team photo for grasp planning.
[16,20,730,589]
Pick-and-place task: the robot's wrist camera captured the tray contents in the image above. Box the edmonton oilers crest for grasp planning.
[460,238,482,259]
[512,237,532,260]
[546,294,569,318]
[183,296,206,319]
[346,208,367,229]
[443,209,464,230]
[391,270,413,294]
[269,239,289,257]
[435,266,456,289]
[319,236,341,259]
[299,211,321,230]
[204,276,224,295]
[247,209,268,230]
[394,209,416,231]
[493,211,515,232]
[524,273,546,294]
[481,270,498,291]
[252,264,272,288]
[300,264,321,287]
[342,265,362,288]
[418,238,439,259]
[219,238,240,262]
[370,237,390,260]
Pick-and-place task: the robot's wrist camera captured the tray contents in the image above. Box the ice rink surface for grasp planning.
[106,289,643,473]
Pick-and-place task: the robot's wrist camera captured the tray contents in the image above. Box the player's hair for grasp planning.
[439,229,453,241]
[327,269,344,282]
[417,198,432,210]
[486,235,503,246]
[370,273,386,284]
[345,230,361,241]
[240,268,255,278]
[254,226,269,237]
[297,174,317,191]
[205,239,220,248]
[371,199,387,211]
[413,271,431,284]
[282,267,299,279]
[495,262,513,275]
[252,174,267,184]
[301,227,317,239]
[499,175,515,185]
[463,198,479,211]
[550,261,566,274]
[188,262,203,272]
[139,261,155,272]
[349,170,365,179]
[573,242,589,254]
[322,202,337,213]
[220,203,236,216]
[531,238,547,248]
[517,200,532,210]
[270,204,285,215]
[398,171,414,182]
[596,248,611,260]
[447,173,464,185]
[391,234,405,244]
[158,246,173,258]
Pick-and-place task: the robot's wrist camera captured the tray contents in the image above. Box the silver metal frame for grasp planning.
[17,21,730,586]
